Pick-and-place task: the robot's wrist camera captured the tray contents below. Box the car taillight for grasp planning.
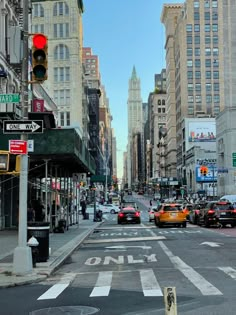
[135,212,140,217]
[233,209,236,213]
[159,210,164,214]
[118,213,124,217]
[208,210,215,214]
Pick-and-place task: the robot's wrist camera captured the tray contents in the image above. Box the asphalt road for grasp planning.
[1,195,236,315]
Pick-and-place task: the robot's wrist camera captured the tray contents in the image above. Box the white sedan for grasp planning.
[99,203,120,214]
[148,206,159,222]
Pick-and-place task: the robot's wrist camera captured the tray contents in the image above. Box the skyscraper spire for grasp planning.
[131,65,137,80]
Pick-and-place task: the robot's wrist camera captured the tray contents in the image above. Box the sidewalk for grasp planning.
[0,215,102,288]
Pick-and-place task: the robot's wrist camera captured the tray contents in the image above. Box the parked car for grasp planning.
[99,203,120,214]
[117,207,141,224]
[188,202,207,224]
[154,203,187,228]
[197,201,236,227]
[148,205,159,222]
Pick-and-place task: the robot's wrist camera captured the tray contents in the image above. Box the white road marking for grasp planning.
[159,241,223,296]
[140,269,163,296]
[90,271,112,297]
[218,267,236,279]
[84,236,166,244]
[105,245,152,250]
[37,273,76,300]
[200,242,223,247]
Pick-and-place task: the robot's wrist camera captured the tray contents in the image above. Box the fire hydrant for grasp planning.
[27,236,39,267]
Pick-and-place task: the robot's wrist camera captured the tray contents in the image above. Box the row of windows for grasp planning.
[54,67,70,82]
[188,106,220,115]
[187,71,219,79]
[194,0,218,8]
[188,95,220,103]
[187,35,219,46]
[59,112,70,127]
[187,59,219,67]
[187,22,218,33]
[188,83,219,92]
[54,89,70,105]
[187,46,218,56]
[54,23,69,38]
[33,2,69,17]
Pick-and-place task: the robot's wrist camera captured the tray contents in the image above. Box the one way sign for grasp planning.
[3,120,43,134]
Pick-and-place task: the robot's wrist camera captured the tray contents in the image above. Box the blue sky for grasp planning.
[82,0,181,178]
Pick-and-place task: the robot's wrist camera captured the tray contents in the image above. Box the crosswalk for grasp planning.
[37,266,236,301]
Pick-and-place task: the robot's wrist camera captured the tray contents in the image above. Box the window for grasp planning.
[214,95,220,103]
[204,0,210,8]
[205,12,210,20]
[53,2,69,16]
[54,67,70,82]
[214,83,219,91]
[213,35,218,44]
[212,0,218,8]
[162,108,165,113]
[205,36,211,44]
[188,95,194,103]
[205,59,211,67]
[206,83,212,91]
[195,71,201,79]
[212,13,218,20]
[187,48,193,56]
[158,100,161,105]
[188,107,194,115]
[187,60,193,67]
[54,23,69,38]
[54,89,70,106]
[205,48,211,56]
[205,24,211,32]
[195,83,201,91]
[213,71,219,79]
[186,24,192,32]
[188,83,193,91]
[195,36,200,44]
[206,71,211,79]
[196,95,202,103]
[32,24,44,33]
[212,24,218,32]
[33,4,44,17]
[187,71,193,79]
[194,12,200,20]
[194,24,200,32]
[195,48,200,56]
[54,44,69,60]
[158,108,161,113]
[194,1,200,8]
[206,95,212,103]
[162,100,165,105]
[187,36,192,44]
[213,48,218,56]
[195,59,201,67]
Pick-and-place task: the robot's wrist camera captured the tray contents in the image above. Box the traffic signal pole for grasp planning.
[13,0,33,274]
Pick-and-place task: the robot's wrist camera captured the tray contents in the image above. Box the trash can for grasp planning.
[27,222,50,262]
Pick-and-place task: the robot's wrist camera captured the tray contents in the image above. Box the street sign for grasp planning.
[3,120,43,134]
[9,140,28,154]
[232,152,236,167]
[0,93,20,103]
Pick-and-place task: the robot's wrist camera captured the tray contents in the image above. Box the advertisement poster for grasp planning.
[195,166,217,182]
[188,121,216,143]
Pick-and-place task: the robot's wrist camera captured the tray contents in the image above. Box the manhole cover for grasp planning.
[30,305,99,315]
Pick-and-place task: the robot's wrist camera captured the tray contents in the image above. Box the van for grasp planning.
[220,195,236,204]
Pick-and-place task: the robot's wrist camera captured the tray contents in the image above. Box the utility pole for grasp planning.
[13,0,33,274]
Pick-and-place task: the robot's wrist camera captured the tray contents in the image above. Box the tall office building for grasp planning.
[161,0,225,182]
[127,66,144,187]
[32,0,84,135]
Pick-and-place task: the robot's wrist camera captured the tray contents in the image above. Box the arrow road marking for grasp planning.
[200,242,224,248]
[105,245,152,251]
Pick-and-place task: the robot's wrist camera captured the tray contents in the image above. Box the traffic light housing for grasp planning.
[32,33,48,82]
[0,151,21,174]
[0,151,10,172]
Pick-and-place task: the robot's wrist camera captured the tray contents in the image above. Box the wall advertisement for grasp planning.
[195,166,217,182]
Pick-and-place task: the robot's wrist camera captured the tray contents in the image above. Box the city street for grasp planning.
[1,196,236,314]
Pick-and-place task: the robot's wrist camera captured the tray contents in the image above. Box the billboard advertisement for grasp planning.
[188,121,216,143]
[195,166,217,182]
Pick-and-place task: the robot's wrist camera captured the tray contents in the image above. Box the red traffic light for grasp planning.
[32,34,47,49]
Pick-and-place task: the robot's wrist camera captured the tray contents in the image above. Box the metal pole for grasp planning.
[105,158,108,203]
[44,159,49,222]
[13,0,32,274]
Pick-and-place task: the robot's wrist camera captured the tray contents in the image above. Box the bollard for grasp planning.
[27,236,39,268]
[164,287,177,315]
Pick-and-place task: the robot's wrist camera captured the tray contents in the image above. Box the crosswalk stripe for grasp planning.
[140,269,163,296]
[90,271,113,297]
[218,267,236,279]
[37,273,76,300]
[159,241,223,296]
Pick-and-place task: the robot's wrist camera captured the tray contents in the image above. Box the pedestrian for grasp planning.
[150,199,152,206]
[27,203,35,222]
[51,200,59,228]
[80,199,87,219]
[34,198,45,221]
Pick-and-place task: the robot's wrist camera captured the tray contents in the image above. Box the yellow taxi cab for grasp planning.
[154,203,187,228]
